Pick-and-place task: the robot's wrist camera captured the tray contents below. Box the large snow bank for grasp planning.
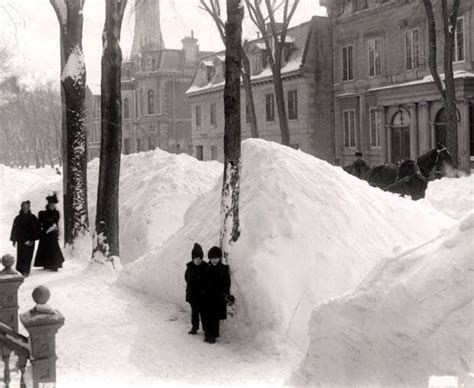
[424,175,474,220]
[119,139,452,349]
[291,211,474,387]
[17,150,221,264]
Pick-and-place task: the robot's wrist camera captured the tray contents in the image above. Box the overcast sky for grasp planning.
[0,0,325,87]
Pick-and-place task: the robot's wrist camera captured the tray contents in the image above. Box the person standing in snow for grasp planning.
[10,200,40,276]
[344,151,370,180]
[34,193,64,272]
[204,246,231,344]
[185,243,209,335]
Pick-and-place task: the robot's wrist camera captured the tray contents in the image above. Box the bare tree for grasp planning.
[199,0,259,138]
[220,0,243,262]
[93,0,128,262]
[50,0,89,243]
[421,0,461,162]
[245,0,300,146]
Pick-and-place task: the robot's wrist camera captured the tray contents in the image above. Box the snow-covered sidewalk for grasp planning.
[16,263,294,387]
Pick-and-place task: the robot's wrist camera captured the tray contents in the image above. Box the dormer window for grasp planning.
[251,53,263,75]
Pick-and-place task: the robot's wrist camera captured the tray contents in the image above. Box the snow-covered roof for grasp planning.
[186,20,313,96]
[87,83,101,96]
[368,70,474,92]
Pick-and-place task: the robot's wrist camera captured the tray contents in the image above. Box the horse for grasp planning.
[366,144,454,201]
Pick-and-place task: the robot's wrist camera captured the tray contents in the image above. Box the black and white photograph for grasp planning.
[0,0,473,386]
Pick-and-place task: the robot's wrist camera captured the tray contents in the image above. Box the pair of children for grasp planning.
[184,243,231,344]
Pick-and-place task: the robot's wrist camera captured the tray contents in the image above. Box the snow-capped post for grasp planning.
[219,0,244,263]
[93,0,128,264]
[245,0,301,146]
[421,0,461,165]
[50,0,90,244]
[20,285,65,387]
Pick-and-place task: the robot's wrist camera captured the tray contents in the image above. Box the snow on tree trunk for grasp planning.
[51,0,89,244]
[92,0,128,265]
[219,0,243,263]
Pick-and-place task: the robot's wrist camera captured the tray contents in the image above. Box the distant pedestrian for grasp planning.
[10,200,39,276]
[204,246,231,344]
[344,151,370,180]
[34,193,64,272]
[185,243,209,335]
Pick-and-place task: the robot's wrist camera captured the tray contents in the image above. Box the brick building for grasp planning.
[86,0,214,161]
[185,16,334,162]
[323,0,474,171]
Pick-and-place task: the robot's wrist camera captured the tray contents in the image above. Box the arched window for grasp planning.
[148,90,154,115]
[123,97,130,119]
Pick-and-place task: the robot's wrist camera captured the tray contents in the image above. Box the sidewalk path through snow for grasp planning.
[16,263,291,387]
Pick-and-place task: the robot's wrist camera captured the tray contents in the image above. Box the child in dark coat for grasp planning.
[204,246,231,344]
[185,243,208,335]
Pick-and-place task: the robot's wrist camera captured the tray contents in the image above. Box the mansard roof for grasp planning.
[186,17,323,96]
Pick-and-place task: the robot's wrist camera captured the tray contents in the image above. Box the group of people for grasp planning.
[9,193,64,276]
[185,243,232,344]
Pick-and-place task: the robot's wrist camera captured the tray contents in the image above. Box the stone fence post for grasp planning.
[20,285,65,388]
[0,253,25,385]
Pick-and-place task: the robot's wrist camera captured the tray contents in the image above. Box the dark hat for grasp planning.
[208,246,223,259]
[191,243,204,259]
[20,200,31,207]
[46,193,59,204]
[355,151,363,157]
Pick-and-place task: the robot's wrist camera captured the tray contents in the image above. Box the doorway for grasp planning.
[390,109,411,163]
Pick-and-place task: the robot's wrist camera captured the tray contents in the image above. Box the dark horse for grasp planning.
[366,145,454,200]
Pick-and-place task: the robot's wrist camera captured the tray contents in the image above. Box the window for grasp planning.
[195,105,201,129]
[245,102,250,124]
[343,110,356,148]
[342,45,354,81]
[369,108,380,148]
[211,145,218,160]
[266,93,275,122]
[123,97,130,119]
[148,137,155,151]
[136,138,141,152]
[124,139,131,155]
[368,37,382,77]
[251,54,263,74]
[140,89,144,116]
[405,29,420,70]
[94,99,100,118]
[288,90,298,120]
[210,102,217,127]
[175,144,180,153]
[195,145,204,161]
[147,90,154,115]
[454,17,465,62]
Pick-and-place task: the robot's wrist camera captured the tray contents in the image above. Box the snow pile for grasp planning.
[119,139,452,349]
[19,150,221,264]
[424,175,474,220]
[291,212,474,387]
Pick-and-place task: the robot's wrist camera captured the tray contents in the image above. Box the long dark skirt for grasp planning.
[16,243,35,276]
[34,234,64,270]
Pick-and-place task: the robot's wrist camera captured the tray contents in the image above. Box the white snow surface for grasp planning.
[61,46,85,83]
[119,139,453,352]
[290,212,474,387]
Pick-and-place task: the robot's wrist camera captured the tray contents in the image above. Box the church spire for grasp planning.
[131,0,165,57]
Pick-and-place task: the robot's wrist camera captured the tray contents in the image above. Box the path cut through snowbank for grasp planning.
[120,139,453,352]
[291,211,474,387]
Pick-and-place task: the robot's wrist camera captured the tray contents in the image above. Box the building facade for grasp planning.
[323,0,474,171]
[186,16,334,163]
[86,0,214,161]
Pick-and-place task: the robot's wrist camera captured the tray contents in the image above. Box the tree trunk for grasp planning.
[273,62,290,146]
[219,0,243,262]
[241,49,258,138]
[61,0,89,240]
[93,0,127,261]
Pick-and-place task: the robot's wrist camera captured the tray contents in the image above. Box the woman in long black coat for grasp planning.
[34,194,64,271]
[205,246,231,344]
[10,200,39,276]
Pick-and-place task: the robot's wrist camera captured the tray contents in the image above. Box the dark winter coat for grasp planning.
[10,211,39,243]
[185,261,209,304]
[207,262,231,320]
[34,208,64,270]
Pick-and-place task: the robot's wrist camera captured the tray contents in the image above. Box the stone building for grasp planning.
[86,0,214,161]
[186,16,334,163]
[85,84,101,160]
[323,0,474,171]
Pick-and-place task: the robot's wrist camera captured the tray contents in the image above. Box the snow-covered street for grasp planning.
[1,140,473,387]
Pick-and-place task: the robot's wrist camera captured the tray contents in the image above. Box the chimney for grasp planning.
[182,30,199,64]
